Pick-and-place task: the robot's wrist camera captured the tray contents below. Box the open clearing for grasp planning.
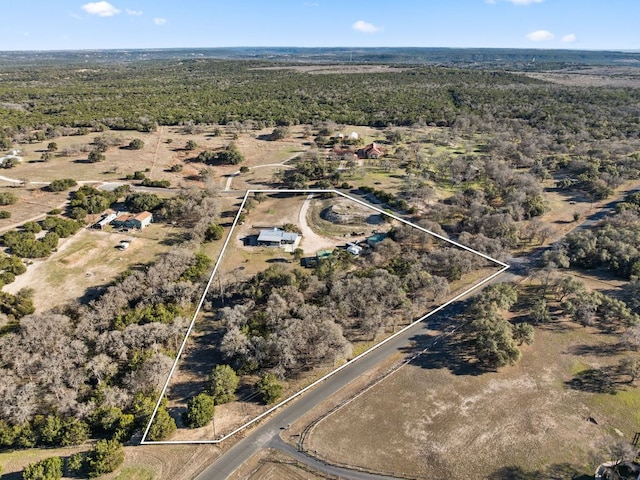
[228,449,331,480]
[3,223,179,311]
[304,319,636,479]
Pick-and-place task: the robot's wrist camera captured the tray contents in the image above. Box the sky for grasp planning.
[0,0,637,51]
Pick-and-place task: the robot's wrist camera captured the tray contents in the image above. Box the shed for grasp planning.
[94,212,117,229]
[366,233,388,247]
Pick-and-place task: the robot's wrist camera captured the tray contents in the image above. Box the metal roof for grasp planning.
[257,228,298,243]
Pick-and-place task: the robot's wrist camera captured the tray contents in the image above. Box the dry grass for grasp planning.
[525,67,640,88]
[228,449,333,480]
[305,320,637,479]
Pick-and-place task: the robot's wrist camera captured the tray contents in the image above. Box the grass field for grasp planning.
[304,317,636,479]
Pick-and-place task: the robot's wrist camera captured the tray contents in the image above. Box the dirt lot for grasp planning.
[304,320,636,479]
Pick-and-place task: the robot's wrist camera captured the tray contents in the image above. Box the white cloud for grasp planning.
[126,8,142,16]
[81,1,120,16]
[562,33,577,43]
[153,17,167,26]
[304,2,319,6]
[352,20,382,34]
[69,11,82,20]
[526,30,554,41]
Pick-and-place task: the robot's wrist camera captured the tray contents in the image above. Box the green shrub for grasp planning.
[183,393,215,428]
[257,372,283,404]
[48,178,77,192]
[128,138,145,150]
[205,224,224,242]
[22,456,63,480]
[86,439,124,478]
[0,192,18,206]
[209,365,239,404]
[147,406,176,441]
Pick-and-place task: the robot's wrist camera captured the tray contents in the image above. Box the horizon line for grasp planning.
[1,46,638,54]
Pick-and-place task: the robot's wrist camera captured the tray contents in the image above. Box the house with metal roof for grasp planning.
[257,228,299,247]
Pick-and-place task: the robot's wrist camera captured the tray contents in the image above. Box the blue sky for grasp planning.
[1,0,637,51]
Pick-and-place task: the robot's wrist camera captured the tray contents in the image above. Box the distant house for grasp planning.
[358,142,386,159]
[257,228,298,247]
[111,211,153,230]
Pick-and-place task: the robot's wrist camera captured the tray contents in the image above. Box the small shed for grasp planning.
[94,212,117,229]
[346,242,363,256]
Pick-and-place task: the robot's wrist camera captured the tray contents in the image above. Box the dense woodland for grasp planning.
[213,225,482,380]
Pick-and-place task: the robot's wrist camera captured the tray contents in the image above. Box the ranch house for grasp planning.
[257,228,299,247]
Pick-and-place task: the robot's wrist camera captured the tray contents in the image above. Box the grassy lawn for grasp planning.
[0,445,88,477]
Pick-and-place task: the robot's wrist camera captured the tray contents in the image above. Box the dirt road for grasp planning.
[297,194,339,254]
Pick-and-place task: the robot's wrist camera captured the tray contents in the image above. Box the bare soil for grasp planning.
[525,67,640,88]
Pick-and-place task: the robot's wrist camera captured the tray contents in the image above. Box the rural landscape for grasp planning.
[0,42,640,480]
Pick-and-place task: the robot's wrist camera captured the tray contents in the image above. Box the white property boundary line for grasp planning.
[140,189,509,445]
